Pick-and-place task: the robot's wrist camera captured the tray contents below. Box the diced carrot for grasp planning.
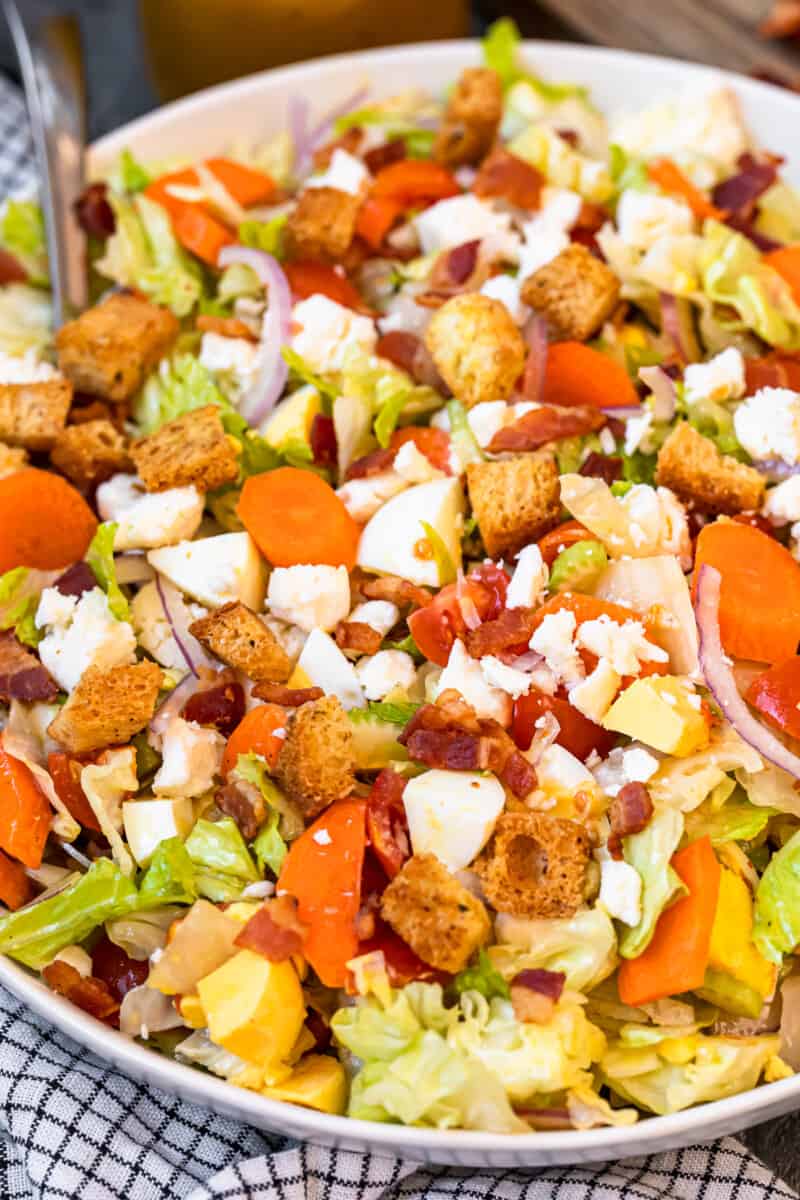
[693,521,800,664]
[618,836,720,1006]
[278,798,367,987]
[47,752,103,833]
[144,167,198,220]
[370,160,461,204]
[764,245,800,307]
[205,158,275,207]
[540,343,641,409]
[0,748,51,870]
[172,206,236,266]
[389,426,452,473]
[355,197,402,250]
[221,704,287,776]
[647,159,726,221]
[284,260,368,312]
[0,847,33,910]
[237,467,361,569]
[0,468,97,573]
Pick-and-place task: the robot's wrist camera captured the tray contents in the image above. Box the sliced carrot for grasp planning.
[0,748,51,870]
[0,847,33,910]
[172,206,235,267]
[144,167,197,220]
[389,426,452,473]
[764,245,800,307]
[47,752,103,833]
[647,159,726,221]
[278,798,366,987]
[371,160,460,204]
[693,521,800,664]
[618,836,720,1006]
[284,261,368,312]
[540,343,641,409]
[355,196,402,250]
[221,704,287,776]
[237,467,361,569]
[0,468,97,573]
[205,158,275,207]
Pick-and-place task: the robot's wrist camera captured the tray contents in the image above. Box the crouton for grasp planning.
[284,187,361,264]
[189,602,291,682]
[521,244,621,343]
[131,405,239,493]
[434,67,503,167]
[0,379,72,450]
[655,421,765,515]
[50,419,131,489]
[466,452,561,558]
[0,442,28,479]
[276,694,355,819]
[476,812,590,919]
[424,293,526,409]
[55,293,179,402]
[381,853,491,973]
[48,661,163,754]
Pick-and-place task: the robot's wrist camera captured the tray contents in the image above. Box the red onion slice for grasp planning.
[639,365,677,422]
[695,564,800,780]
[512,968,566,1000]
[154,574,214,678]
[658,292,700,365]
[520,313,548,403]
[218,245,292,426]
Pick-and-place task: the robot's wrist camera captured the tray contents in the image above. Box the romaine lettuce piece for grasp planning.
[138,837,197,907]
[0,566,44,648]
[699,219,800,350]
[133,354,230,436]
[184,818,260,899]
[86,522,130,621]
[492,908,618,991]
[619,806,686,959]
[753,830,800,965]
[0,200,47,283]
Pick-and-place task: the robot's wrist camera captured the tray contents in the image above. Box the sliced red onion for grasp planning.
[600,405,641,419]
[712,155,778,218]
[724,212,782,252]
[658,292,700,364]
[639,365,677,422]
[53,562,95,598]
[520,313,548,403]
[218,245,292,425]
[307,85,371,152]
[154,574,213,678]
[512,968,566,1000]
[443,240,481,286]
[114,553,155,585]
[695,564,800,780]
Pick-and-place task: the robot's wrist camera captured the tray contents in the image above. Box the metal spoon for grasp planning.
[2,0,88,325]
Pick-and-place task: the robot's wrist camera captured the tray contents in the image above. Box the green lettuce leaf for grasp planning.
[548,540,608,594]
[96,194,203,318]
[0,566,43,648]
[753,829,800,965]
[281,347,338,401]
[252,810,287,876]
[0,284,52,355]
[453,950,510,1002]
[333,107,435,159]
[0,858,138,968]
[118,148,151,193]
[86,522,130,621]
[491,908,618,992]
[133,354,231,436]
[217,261,262,305]
[756,181,800,245]
[619,806,686,959]
[239,214,287,258]
[138,837,197,907]
[373,383,412,448]
[1,200,47,283]
[699,219,800,350]
[482,17,586,101]
[233,752,305,841]
[351,700,421,726]
[446,399,483,469]
[184,818,260,901]
[609,144,648,193]
[684,794,774,847]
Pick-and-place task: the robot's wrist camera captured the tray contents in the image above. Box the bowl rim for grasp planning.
[12,34,800,1156]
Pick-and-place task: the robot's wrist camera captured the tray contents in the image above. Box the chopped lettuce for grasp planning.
[217,261,262,305]
[81,749,139,878]
[0,566,44,648]
[355,700,421,725]
[684,794,774,847]
[753,829,800,965]
[374,383,412,448]
[510,125,613,203]
[133,354,231,436]
[699,219,800,350]
[619,806,686,959]
[333,105,435,159]
[118,148,151,193]
[548,540,608,594]
[239,214,287,259]
[609,144,648,194]
[483,18,587,103]
[1,199,47,283]
[492,908,618,992]
[446,399,483,469]
[86,522,130,621]
[96,194,203,317]
[138,837,198,907]
[233,752,304,841]
[184,817,260,901]
[281,347,338,402]
[756,181,800,245]
[0,284,53,356]
[252,810,287,877]
[453,950,510,1002]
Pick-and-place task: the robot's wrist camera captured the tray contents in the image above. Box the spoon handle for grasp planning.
[3,1,88,325]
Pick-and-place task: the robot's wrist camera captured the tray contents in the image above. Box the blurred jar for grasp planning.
[139,0,471,101]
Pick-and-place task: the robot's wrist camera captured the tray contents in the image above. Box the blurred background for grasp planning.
[2,0,800,141]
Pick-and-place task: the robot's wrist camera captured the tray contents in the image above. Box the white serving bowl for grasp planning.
[4,39,800,1167]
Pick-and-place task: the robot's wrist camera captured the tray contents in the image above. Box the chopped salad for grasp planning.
[4,19,800,1133]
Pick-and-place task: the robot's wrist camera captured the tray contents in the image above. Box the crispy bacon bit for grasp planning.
[464,606,539,659]
[359,573,433,609]
[183,681,245,737]
[0,248,26,285]
[376,331,444,390]
[607,781,654,859]
[0,632,58,703]
[91,934,149,1000]
[234,895,308,961]
[42,960,120,1021]
[366,767,410,878]
[473,146,544,210]
[513,967,566,1000]
[400,701,537,797]
[363,137,406,174]
[312,126,364,170]
[575,201,609,235]
[430,240,481,289]
[404,728,491,770]
[195,314,259,341]
[54,561,97,598]
[499,750,538,798]
[215,779,266,841]
[74,182,115,239]
[252,682,324,706]
[712,153,779,220]
[310,413,337,467]
[336,620,383,655]
[579,451,623,485]
[344,446,396,481]
[488,405,606,454]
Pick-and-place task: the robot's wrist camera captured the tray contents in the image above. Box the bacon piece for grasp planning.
[310,413,337,467]
[215,779,266,841]
[74,182,115,239]
[54,561,97,598]
[760,0,800,39]
[375,331,444,390]
[336,620,383,655]
[499,750,538,798]
[183,681,245,737]
[252,682,324,707]
[42,961,120,1021]
[401,701,537,797]
[363,138,406,174]
[473,147,544,210]
[359,574,433,609]
[430,240,481,289]
[366,767,410,878]
[235,895,308,961]
[488,405,606,454]
[607,781,654,859]
[513,967,566,1000]
[0,632,58,704]
[464,607,539,658]
[195,314,258,341]
[344,446,396,481]
[404,727,492,770]
[579,451,623,485]
[312,126,364,170]
[0,248,26,285]
[712,153,779,219]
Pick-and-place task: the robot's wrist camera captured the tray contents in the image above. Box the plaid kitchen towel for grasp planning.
[0,72,37,200]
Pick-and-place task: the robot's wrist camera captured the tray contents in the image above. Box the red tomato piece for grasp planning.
[512,689,616,762]
[91,935,149,1001]
[365,768,410,879]
[388,426,453,474]
[408,565,510,666]
[746,657,800,741]
[356,918,450,987]
[283,260,369,312]
[47,752,103,833]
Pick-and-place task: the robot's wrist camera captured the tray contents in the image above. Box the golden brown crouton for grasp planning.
[476,812,590,919]
[434,67,503,167]
[466,452,561,558]
[0,379,72,450]
[381,853,491,973]
[0,441,28,478]
[276,694,355,819]
[189,602,291,683]
[521,244,621,343]
[424,293,526,409]
[50,419,131,489]
[48,661,163,754]
[284,187,361,264]
[655,421,765,515]
[131,405,239,493]
[55,293,179,402]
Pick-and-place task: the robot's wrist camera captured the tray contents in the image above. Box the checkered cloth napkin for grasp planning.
[0,66,798,1200]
